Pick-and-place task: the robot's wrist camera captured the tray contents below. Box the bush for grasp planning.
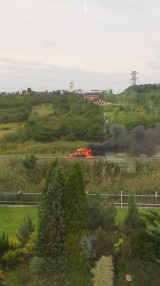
[17,215,35,247]
[87,198,117,232]
[0,232,9,257]
[22,155,37,170]
[3,265,31,286]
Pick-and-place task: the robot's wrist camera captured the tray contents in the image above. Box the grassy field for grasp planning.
[0,123,24,138]
[0,206,160,238]
[32,104,53,116]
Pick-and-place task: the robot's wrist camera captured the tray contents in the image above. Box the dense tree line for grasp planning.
[104,84,160,131]
[124,83,160,93]
[1,84,160,142]
[0,92,104,142]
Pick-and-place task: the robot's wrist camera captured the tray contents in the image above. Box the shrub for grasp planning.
[0,232,9,257]
[17,215,35,247]
[22,155,37,170]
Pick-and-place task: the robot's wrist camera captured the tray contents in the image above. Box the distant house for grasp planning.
[84,92,105,105]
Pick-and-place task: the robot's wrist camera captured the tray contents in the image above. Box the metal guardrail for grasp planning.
[0,192,160,207]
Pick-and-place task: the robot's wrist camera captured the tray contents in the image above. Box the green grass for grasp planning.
[0,206,38,238]
[116,208,128,224]
[1,206,160,238]
[116,207,160,224]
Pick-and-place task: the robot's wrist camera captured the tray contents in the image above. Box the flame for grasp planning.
[68,147,93,158]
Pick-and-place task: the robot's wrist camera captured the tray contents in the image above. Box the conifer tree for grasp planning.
[118,196,149,285]
[17,214,35,247]
[62,163,92,286]
[121,195,146,259]
[36,160,67,286]
[62,162,88,234]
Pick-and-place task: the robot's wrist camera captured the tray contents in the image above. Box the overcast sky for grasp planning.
[0,0,160,92]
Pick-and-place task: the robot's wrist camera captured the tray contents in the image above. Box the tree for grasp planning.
[36,160,67,286]
[62,163,92,286]
[0,232,9,257]
[87,198,117,232]
[27,88,32,93]
[121,195,146,260]
[22,155,37,170]
[62,163,88,234]
[143,210,160,261]
[117,196,157,285]
[17,215,35,247]
[87,198,117,259]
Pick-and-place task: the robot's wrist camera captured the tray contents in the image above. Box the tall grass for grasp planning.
[86,160,160,195]
[0,159,48,193]
[0,158,160,195]
[0,140,89,156]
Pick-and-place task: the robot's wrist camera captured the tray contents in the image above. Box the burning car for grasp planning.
[68,147,93,158]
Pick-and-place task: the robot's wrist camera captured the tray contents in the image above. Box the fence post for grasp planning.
[121,191,123,207]
[19,191,22,205]
[155,192,158,208]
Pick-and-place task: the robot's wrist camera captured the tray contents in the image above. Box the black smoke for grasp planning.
[87,123,160,156]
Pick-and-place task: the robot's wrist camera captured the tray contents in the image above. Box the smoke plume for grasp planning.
[88,123,160,156]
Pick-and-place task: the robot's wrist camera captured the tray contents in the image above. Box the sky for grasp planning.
[0,0,160,92]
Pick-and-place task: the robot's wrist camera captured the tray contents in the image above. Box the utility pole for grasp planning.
[130,71,139,86]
